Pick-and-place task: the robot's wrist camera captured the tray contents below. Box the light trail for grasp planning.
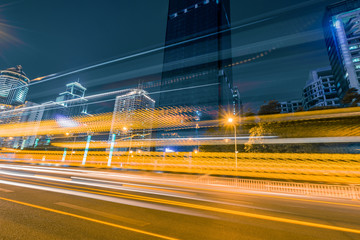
[0,82,219,115]
[23,17,271,88]
[1,163,359,208]
[1,175,360,235]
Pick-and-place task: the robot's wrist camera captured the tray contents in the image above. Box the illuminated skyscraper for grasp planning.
[42,81,89,120]
[323,0,360,98]
[159,0,234,114]
[0,65,29,106]
[55,81,88,116]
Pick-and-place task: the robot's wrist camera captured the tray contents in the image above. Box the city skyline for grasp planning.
[0,2,360,240]
[0,0,342,111]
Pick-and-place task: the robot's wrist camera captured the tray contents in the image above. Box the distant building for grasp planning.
[232,86,243,116]
[55,81,88,116]
[159,0,235,115]
[0,65,29,106]
[280,100,303,113]
[323,0,360,98]
[12,102,45,148]
[303,67,340,110]
[110,89,155,151]
[0,102,44,148]
[42,81,89,120]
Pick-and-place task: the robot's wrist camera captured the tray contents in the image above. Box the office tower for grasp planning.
[159,0,234,114]
[303,67,340,110]
[323,0,360,98]
[55,81,88,116]
[110,89,155,151]
[0,65,29,106]
[42,81,89,120]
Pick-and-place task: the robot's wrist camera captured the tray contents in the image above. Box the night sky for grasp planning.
[0,0,340,111]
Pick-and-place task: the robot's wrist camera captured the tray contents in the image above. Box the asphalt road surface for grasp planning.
[0,163,359,240]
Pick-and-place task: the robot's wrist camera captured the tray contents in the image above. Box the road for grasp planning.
[0,163,359,240]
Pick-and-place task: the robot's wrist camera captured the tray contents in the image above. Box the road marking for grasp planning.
[0,197,177,240]
[1,176,360,235]
[0,187,13,193]
[55,202,149,226]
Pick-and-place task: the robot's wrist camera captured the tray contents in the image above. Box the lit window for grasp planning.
[353,58,360,63]
[350,45,358,50]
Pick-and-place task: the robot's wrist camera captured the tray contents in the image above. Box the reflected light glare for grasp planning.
[56,115,79,128]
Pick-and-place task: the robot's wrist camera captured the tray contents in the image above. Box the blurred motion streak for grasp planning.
[0,106,359,184]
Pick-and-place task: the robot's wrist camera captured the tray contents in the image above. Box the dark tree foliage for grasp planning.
[243,109,256,117]
[341,87,360,107]
[258,100,281,115]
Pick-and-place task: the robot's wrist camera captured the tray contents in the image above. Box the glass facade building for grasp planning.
[159,0,234,114]
[323,0,360,98]
[0,65,29,106]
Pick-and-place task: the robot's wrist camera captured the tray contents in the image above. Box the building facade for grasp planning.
[303,67,340,110]
[55,82,88,116]
[0,65,29,106]
[323,0,360,98]
[0,102,44,148]
[280,100,303,113]
[110,89,155,151]
[42,81,89,120]
[159,0,235,115]
[12,102,45,149]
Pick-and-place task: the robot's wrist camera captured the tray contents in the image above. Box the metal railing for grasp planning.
[156,174,360,200]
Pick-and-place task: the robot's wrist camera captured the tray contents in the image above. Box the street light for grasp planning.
[227,117,237,169]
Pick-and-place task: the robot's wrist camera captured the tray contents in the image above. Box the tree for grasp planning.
[258,100,281,115]
[341,87,360,107]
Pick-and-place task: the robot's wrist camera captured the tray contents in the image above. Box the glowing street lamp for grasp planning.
[227,117,237,169]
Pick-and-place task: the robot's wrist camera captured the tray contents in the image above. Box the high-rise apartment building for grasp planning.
[159,0,234,114]
[0,65,29,106]
[303,67,340,110]
[323,0,360,98]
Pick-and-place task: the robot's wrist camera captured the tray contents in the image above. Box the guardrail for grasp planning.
[1,155,359,200]
[156,174,360,200]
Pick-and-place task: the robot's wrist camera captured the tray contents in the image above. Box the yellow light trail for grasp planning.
[1,176,360,235]
[3,149,359,184]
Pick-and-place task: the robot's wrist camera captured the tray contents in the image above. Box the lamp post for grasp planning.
[228,118,237,169]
